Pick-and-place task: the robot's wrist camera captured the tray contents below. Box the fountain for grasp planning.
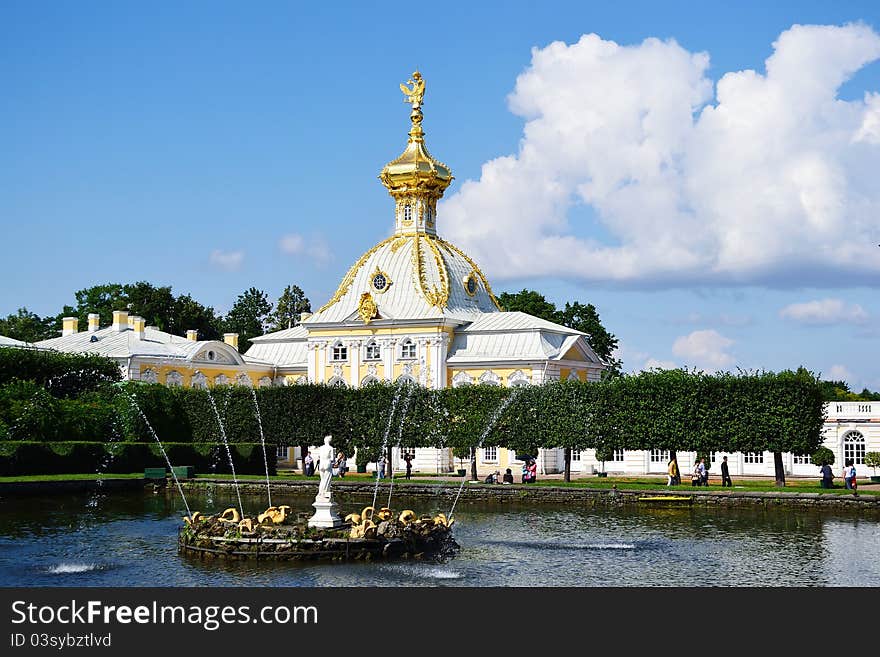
[178,432,459,563]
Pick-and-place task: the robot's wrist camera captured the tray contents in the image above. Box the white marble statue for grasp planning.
[316,435,334,498]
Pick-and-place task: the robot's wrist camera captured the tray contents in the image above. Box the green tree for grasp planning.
[497,289,558,323]
[0,308,56,342]
[71,283,127,327]
[122,282,176,330]
[557,301,621,376]
[171,294,222,340]
[224,287,273,351]
[270,285,311,331]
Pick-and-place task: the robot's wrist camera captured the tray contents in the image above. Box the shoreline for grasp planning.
[2,476,878,513]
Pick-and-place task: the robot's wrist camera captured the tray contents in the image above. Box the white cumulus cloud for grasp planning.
[440,23,880,287]
[672,329,735,370]
[209,249,244,271]
[779,298,869,325]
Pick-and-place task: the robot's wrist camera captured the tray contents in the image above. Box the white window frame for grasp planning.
[843,430,866,465]
[650,449,669,463]
[365,340,381,361]
[743,452,764,464]
[571,449,581,461]
[276,445,288,459]
[482,446,498,462]
[612,449,625,462]
[331,341,348,362]
[400,339,416,360]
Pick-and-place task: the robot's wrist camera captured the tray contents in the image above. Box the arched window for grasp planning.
[214,374,229,387]
[141,369,158,384]
[191,372,207,389]
[258,377,273,388]
[331,341,348,362]
[396,374,416,385]
[360,375,380,386]
[843,430,866,465]
[328,376,347,388]
[365,340,381,360]
[235,373,253,388]
[166,371,183,387]
[567,371,581,382]
[400,339,416,360]
[452,371,473,388]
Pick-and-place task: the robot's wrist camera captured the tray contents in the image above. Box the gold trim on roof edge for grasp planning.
[316,234,501,316]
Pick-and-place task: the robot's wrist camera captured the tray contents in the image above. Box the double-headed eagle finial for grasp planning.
[400,71,425,109]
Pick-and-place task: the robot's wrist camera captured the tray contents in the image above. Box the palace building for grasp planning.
[247,72,605,473]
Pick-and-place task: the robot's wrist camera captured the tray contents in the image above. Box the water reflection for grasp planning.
[0,490,878,587]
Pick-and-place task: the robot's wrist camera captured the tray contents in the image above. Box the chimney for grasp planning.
[299,312,312,322]
[223,333,239,350]
[112,310,129,332]
[87,313,100,332]
[62,317,79,336]
[131,316,145,340]
[186,329,199,341]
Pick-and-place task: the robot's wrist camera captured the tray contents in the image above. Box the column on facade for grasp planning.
[348,339,361,387]
[381,337,396,382]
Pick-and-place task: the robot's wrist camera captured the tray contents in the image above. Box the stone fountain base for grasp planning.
[178,507,459,563]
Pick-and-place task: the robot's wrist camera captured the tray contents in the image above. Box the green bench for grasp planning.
[172,465,195,479]
[144,467,167,481]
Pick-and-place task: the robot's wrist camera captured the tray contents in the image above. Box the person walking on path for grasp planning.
[843,459,854,489]
[820,462,834,488]
[721,455,732,487]
[403,452,413,480]
[304,452,314,477]
[698,458,708,486]
[666,458,678,486]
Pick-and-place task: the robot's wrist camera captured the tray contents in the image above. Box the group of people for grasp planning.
[522,459,537,484]
[484,468,516,484]
[375,452,414,480]
[666,456,734,487]
[303,450,347,478]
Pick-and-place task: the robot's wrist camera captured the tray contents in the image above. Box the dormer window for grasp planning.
[331,341,348,362]
[400,338,416,360]
[365,340,381,360]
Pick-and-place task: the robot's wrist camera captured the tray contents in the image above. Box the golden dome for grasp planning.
[379,72,453,205]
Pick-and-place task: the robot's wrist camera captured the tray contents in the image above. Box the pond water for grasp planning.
[1,489,878,586]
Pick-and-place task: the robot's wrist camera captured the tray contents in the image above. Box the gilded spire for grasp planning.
[380,71,453,237]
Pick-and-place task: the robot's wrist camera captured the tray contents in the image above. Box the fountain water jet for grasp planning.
[125,393,193,520]
[448,389,520,521]
[387,383,415,509]
[249,387,272,508]
[206,390,244,519]
[372,383,406,511]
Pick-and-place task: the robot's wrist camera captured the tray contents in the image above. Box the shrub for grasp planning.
[864,452,880,475]
[810,446,835,466]
[0,347,121,397]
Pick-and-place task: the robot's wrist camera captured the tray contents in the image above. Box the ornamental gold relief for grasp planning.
[358,292,378,324]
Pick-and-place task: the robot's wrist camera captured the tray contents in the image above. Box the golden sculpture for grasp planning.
[400,71,425,108]
[358,291,378,324]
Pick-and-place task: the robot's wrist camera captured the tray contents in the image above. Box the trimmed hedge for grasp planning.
[0,441,276,477]
[0,347,121,397]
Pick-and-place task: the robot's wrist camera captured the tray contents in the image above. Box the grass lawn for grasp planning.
[2,472,875,496]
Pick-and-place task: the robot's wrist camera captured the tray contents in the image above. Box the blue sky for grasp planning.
[1,1,878,390]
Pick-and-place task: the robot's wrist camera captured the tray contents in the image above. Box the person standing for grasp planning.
[720,455,732,487]
[843,459,854,489]
[820,462,834,488]
[304,451,314,477]
[377,454,386,479]
[698,458,709,486]
[527,459,537,483]
[666,458,678,486]
[404,452,413,480]
[502,468,514,484]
